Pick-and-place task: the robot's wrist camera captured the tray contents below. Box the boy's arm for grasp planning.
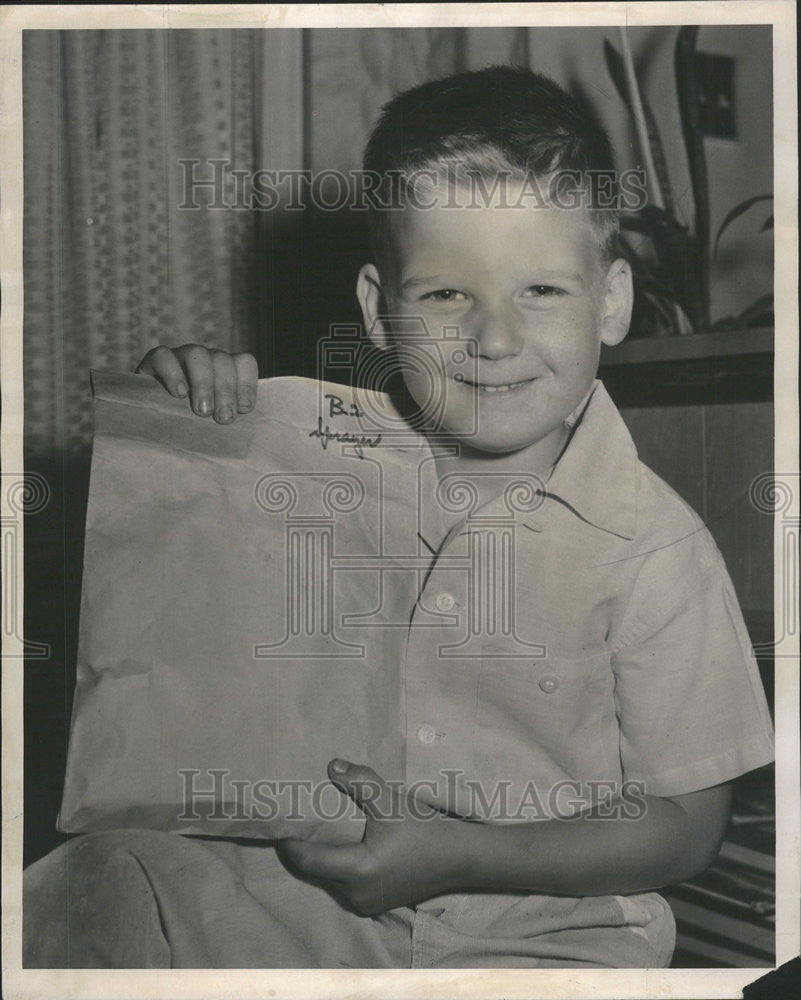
[280,760,731,916]
[460,780,731,897]
[135,344,258,423]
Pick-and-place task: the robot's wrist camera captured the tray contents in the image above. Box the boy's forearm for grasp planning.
[278,765,731,915]
[448,784,731,898]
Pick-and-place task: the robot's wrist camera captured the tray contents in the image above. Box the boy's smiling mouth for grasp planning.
[455,375,536,394]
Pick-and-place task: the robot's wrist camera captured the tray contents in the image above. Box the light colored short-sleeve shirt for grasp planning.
[396,379,774,821]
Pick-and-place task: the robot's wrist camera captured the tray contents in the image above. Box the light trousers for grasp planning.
[23,829,675,969]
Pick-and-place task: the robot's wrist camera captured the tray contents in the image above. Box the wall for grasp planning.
[620,403,773,615]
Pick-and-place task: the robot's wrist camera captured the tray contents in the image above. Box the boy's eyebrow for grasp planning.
[527,270,587,287]
[400,275,451,292]
[400,271,587,292]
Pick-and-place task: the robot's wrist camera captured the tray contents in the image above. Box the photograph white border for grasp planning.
[2,4,798,998]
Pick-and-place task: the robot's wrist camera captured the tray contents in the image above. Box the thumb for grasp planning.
[327,759,401,821]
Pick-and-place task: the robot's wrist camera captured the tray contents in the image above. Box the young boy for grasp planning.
[24,67,774,969]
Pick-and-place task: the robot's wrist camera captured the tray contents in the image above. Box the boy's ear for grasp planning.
[357,264,393,351]
[600,258,634,347]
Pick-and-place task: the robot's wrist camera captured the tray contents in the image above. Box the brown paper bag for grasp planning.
[59,372,436,843]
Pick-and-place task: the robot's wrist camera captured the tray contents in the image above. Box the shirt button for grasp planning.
[435,593,456,611]
[417,724,437,744]
[539,676,559,694]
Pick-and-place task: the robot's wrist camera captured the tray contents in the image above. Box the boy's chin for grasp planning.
[436,428,547,457]
[431,414,572,463]
[454,435,525,455]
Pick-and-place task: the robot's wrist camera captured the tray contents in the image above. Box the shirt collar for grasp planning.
[353,377,639,541]
[543,379,638,540]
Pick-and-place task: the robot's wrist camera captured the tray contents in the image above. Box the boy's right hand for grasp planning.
[135,344,258,424]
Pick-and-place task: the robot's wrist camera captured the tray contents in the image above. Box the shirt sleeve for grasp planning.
[610,520,775,797]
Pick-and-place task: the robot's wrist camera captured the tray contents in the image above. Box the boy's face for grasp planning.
[358,183,632,463]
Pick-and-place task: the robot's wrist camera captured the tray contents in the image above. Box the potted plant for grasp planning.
[605,26,773,338]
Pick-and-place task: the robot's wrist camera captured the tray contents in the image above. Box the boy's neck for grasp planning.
[430,422,571,485]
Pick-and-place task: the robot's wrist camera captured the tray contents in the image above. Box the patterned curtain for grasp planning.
[23,30,267,454]
[21,29,295,865]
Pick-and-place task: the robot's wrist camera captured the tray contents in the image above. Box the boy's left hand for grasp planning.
[278,760,473,915]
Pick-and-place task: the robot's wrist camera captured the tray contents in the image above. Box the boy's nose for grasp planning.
[467,307,524,360]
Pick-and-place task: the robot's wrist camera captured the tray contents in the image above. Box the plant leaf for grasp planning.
[624,206,702,327]
[641,101,675,216]
[622,205,689,238]
[675,25,710,328]
[604,39,631,108]
[606,39,674,214]
[713,194,774,258]
[761,214,774,232]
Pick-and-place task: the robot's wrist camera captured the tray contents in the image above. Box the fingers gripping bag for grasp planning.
[58,371,435,844]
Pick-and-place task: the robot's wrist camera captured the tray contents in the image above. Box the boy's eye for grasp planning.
[421,289,466,302]
[523,285,565,298]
